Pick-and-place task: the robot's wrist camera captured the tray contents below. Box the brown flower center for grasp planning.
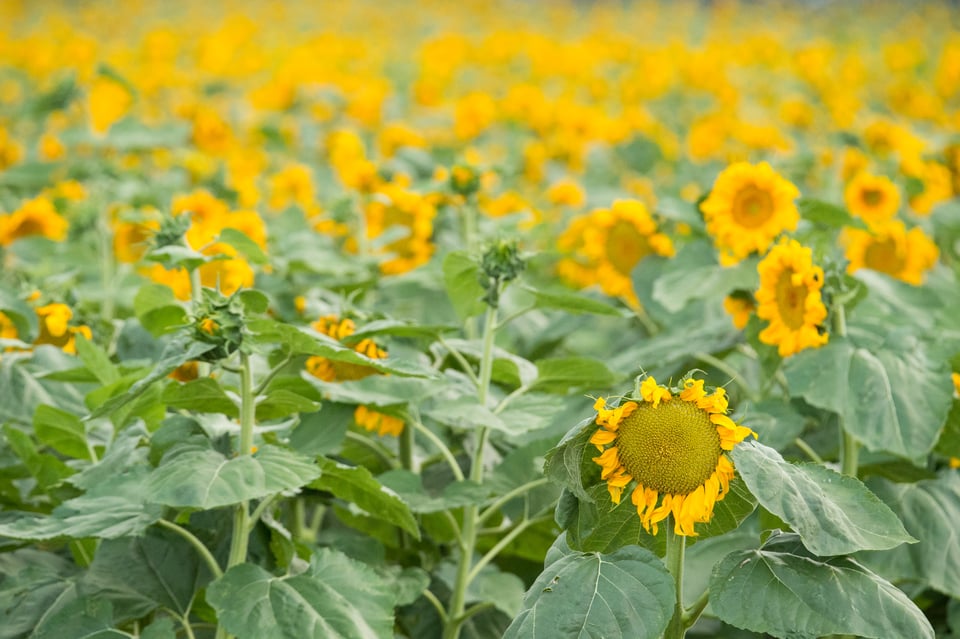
[731,185,774,228]
[863,236,905,276]
[774,269,808,330]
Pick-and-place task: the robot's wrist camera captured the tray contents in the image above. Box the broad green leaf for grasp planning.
[532,357,619,393]
[442,250,486,320]
[732,440,914,555]
[682,531,755,611]
[31,598,129,639]
[346,319,457,340]
[859,472,960,598]
[3,424,74,491]
[798,197,858,227]
[378,469,488,513]
[133,284,188,336]
[424,394,506,431]
[81,527,208,619]
[311,458,419,538]
[467,565,526,618]
[304,374,443,407]
[565,484,662,555]
[935,399,960,459]
[784,334,953,459]
[146,445,320,509]
[710,532,934,639]
[87,334,217,419]
[0,467,160,540]
[738,399,808,451]
[141,618,176,639]
[207,549,396,639]
[219,228,269,265]
[0,162,56,191]
[33,404,90,460]
[247,319,431,377]
[288,406,351,455]
[0,549,78,639]
[381,566,429,607]
[652,256,758,313]
[74,334,120,385]
[69,423,149,491]
[161,377,238,416]
[256,389,321,421]
[523,286,625,317]
[503,533,675,639]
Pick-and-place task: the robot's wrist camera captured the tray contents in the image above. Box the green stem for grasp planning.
[682,588,710,628]
[215,352,256,639]
[832,301,859,477]
[437,334,481,387]
[664,517,687,639]
[178,613,198,639]
[98,211,116,322]
[477,478,550,526]
[794,438,824,465]
[444,302,497,639]
[410,416,464,481]
[399,415,415,472]
[632,303,660,335]
[466,515,548,584]
[344,431,400,469]
[156,519,223,579]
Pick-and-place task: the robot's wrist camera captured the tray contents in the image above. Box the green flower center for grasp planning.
[615,400,721,495]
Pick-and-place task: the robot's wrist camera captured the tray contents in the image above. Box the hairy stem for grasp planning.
[664,518,687,639]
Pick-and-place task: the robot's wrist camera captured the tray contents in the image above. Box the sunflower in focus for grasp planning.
[700,162,800,265]
[755,238,828,357]
[590,375,755,537]
[844,172,900,226]
[304,315,404,437]
[842,221,939,286]
[557,199,674,307]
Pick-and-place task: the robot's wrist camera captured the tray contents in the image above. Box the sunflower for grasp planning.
[305,315,404,437]
[844,172,900,226]
[842,221,939,286]
[0,196,69,247]
[723,292,755,330]
[755,238,828,357]
[557,199,674,307]
[589,375,755,537]
[700,162,800,265]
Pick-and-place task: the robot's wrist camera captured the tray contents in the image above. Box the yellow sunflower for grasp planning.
[557,199,674,307]
[590,375,756,537]
[700,162,800,265]
[842,221,939,286]
[305,315,404,437]
[723,293,755,330]
[755,238,829,357]
[844,172,900,226]
[0,196,69,247]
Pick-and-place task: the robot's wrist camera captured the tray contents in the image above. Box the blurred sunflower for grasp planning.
[700,162,800,265]
[0,196,69,246]
[557,199,674,307]
[590,375,755,537]
[842,221,938,286]
[723,292,755,330]
[755,238,828,357]
[304,315,404,437]
[844,172,900,226]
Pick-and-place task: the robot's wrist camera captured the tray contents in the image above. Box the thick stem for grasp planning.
[399,416,415,472]
[98,211,116,322]
[664,517,687,639]
[215,352,256,639]
[832,302,859,477]
[444,303,497,639]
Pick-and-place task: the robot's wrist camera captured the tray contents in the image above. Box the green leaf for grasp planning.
[935,399,960,459]
[141,618,177,639]
[87,334,217,419]
[784,334,953,459]
[146,445,320,509]
[859,472,960,598]
[710,531,934,639]
[311,458,419,538]
[523,286,625,317]
[3,424,74,491]
[532,357,619,393]
[247,319,432,377]
[305,374,442,407]
[543,413,599,502]
[503,533,675,639]
[652,256,758,313]
[161,378,238,416]
[347,319,457,340]
[0,287,38,340]
[565,484,662,555]
[0,549,79,638]
[738,399,808,451]
[74,334,120,385]
[207,549,396,639]
[33,404,90,460]
[31,598,128,639]
[731,440,914,556]
[442,250,486,320]
[0,470,161,540]
[81,527,207,619]
[288,406,351,456]
[798,197,859,227]
[255,389,320,421]
[133,284,188,336]
[219,228,268,265]
[468,565,526,618]
[378,469,488,513]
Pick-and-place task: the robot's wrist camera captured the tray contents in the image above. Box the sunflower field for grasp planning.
[2,1,960,638]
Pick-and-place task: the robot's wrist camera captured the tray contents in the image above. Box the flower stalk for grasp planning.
[832,301,859,477]
[664,517,688,639]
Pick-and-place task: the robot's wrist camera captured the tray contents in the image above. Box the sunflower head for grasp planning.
[700,162,800,265]
[844,172,900,227]
[842,221,939,286]
[755,238,829,357]
[589,375,756,537]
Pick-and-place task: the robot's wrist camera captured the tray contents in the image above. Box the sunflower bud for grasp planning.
[151,214,191,250]
[191,289,245,362]
[478,240,525,308]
